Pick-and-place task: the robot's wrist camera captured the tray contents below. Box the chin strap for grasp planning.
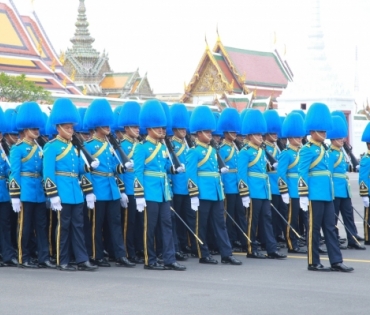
[25,129,39,139]
[227,132,236,141]
[201,131,212,141]
[314,131,326,142]
[59,125,73,139]
[251,135,262,145]
[149,128,163,138]
[128,127,139,138]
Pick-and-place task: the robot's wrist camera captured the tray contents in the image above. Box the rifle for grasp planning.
[302,137,308,145]
[343,142,359,172]
[106,133,130,164]
[36,136,47,148]
[71,133,96,167]
[261,142,277,170]
[210,138,228,170]
[233,139,244,150]
[0,139,10,166]
[164,136,182,169]
[276,138,286,151]
[185,134,195,148]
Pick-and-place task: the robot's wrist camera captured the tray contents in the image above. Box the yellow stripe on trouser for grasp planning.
[92,207,96,259]
[286,201,293,250]
[18,204,24,264]
[308,201,313,265]
[365,207,369,241]
[56,211,61,266]
[247,200,253,254]
[143,208,148,265]
[49,209,53,256]
[196,211,201,258]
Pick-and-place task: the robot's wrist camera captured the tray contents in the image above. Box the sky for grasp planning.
[13,0,370,101]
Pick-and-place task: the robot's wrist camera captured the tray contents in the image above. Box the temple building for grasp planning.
[62,0,154,99]
[182,35,293,112]
[0,0,81,95]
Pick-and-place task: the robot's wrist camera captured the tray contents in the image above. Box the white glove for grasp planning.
[191,197,199,211]
[362,196,369,208]
[86,193,96,209]
[125,160,134,170]
[220,166,229,174]
[176,163,185,173]
[299,196,308,212]
[50,196,62,211]
[91,159,100,169]
[120,193,129,208]
[136,198,146,212]
[11,198,21,213]
[281,193,290,204]
[356,165,360,171]
[273,162,278,169]
[242,196,250,208]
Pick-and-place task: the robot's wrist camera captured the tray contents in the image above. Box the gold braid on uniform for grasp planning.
[116,176,125,193]
[9,179,20,198]
[80,175,93,194]
[278,177,288,194]
[134,179,144,198]
[188,179,199,197]
[238,180,249,197]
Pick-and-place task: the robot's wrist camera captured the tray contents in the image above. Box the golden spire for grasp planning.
[62,77,67,87]
[205,34,209,50]
[216,25,221,42]
[71,69,76,81]
[37,37,43,55]
[82,85,87,95]
[51,58,56,71]
[59,51,65,65]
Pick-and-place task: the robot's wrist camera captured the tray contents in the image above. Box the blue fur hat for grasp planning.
[361,122,370,142]
[118,101,141,128]
[161,102,173,136]
[171,103,189,129]
[218,108,241,133]
[263,109,281,135]
[111,106,123,133]
[84,99,114,129]
[278,116,286,138]
[16,102,44,130]
[3,109,18,134]
[39,112,48,136]
[327,115,348,139]
[239,109,250,135]
[292,109,306,120]
[0,107,5,134]
[190,106,216,133]
[331,110,348,127]
[305,103,333,132]
[242,109,267,135]
[282,112,305,138]
[45,116,57,139]
[212,112,222,136]
[187,111,192,133]
[74,107,88,133]
[50,98,79,126]
[139,99,167,129]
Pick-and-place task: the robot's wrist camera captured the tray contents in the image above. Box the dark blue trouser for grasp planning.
[82,202,92,257]
[286,198,300,250]
[225,194,247,247]
[308,201,342,265]
[248,199,277,254]
[92,200,126,260]
[365,206,370,242]
[144,201,175,265]
[56,203,88,265]
[18,202,49,264]
[123,195,143,258]
[196,200,232,258]
[0,201,16,262]
[333,198,357,245]
[271,194,287,240]
[173,194,196,252]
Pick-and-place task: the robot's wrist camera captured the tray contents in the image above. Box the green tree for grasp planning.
[0,72,53,104]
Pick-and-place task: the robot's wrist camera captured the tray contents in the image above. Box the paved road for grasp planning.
[0,174,368,315]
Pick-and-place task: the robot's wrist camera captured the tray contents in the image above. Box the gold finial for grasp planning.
[205,35,209,50]
[227,80,234,93]
[59,51,65,65]
[184,81,188,93]
[253,88,257,98]
[62,77,67,87]
[238,72,246,84]
[71,69,76,81]
[51,58,56,71]
[82,85,87,95]
[37,37,43,55]
[216,25,221,42]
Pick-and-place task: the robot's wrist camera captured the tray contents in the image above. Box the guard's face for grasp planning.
[125,126,139,138]
[332,138,344,147]
[57,124,74,140]
[249,134,263,146]
[289,137,302,146]
[197,131,212,144]
[98,126,111,135]
[173,128,186,139]
[25,128,40,140]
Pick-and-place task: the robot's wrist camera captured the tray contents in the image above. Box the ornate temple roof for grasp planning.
[0,0,81,95]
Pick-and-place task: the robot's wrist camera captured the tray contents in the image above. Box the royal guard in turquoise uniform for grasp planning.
[218,108,247,251]
[263,109,286,244]
[358,122,370,246]
[43,99,97,271]
[133,100,186,271]
[186,106,241,265]
[9,102,54,269]
[238,109,286,260]
[116,101,144,264]
[327,115,365,250]
[278,113,307,254]
[0,107,17,267]
[84,99,135,268]
[298,102,353,272]
[170,103,197,256]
